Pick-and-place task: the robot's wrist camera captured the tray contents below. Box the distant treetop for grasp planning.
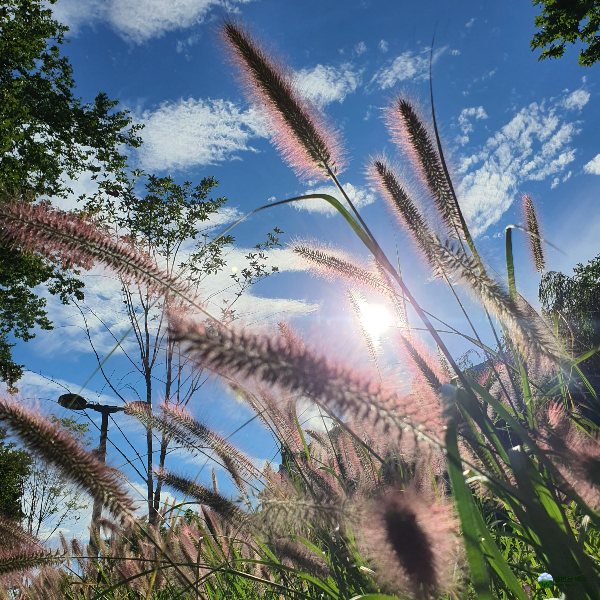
[531,0,600,67]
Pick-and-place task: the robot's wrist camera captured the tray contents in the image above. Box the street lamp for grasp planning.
[58,393,126,554]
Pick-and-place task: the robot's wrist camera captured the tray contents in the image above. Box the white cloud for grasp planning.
[36,243,316,361]
[451,49,461,56]
[583,154,600,175]
[295,63,362,106]
[354,41,367,56]
[562,89,590,110]
[47,0,251,44]
[134,98,269,172]
[458,99,582,236]
[379,40,389,53]
[551,177,560,189]
[466,18,475,28]
[457,106,488,143]
[176,33,201,55]
[370,47,447,90]
[294,183,376,216]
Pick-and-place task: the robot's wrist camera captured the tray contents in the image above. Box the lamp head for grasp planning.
[58,393,88,411]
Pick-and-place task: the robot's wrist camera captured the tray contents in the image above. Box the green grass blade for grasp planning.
[505,227,517,301]
[211,194,376,255]
[446,421,530,600]
[293,404,311,464]
[445,421,493,599]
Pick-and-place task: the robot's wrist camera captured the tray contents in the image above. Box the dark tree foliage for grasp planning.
[530,0,600,67]
[0,427,32,522]
[0,0,144,386]
[539,253,600,408]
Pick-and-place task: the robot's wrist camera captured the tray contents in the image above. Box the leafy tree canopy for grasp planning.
[0,0,144,387]
[539,253,600,407]
[530,0,600,67]
[0,426,32,522]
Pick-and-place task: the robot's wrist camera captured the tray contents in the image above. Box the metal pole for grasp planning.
[89,409,109,555]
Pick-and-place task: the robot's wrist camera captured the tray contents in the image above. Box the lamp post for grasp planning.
[58,393,126,555]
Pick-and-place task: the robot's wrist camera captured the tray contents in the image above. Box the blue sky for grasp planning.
[9,0,600,539]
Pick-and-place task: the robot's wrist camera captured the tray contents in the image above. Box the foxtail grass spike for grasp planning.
[360,488,458,595]
[0,201,195,301]
[0,397,135,520]
[293,243,393,297]
[0,548,63,576]
[221,19,345,181]
[387,98,462,236]
[156,469,244,524]
[522,194,546,273]
[398,335,444,392]
[169,318,445,441]
[347,289,379,363]
[367,158,438,266]
[0,513,41,550]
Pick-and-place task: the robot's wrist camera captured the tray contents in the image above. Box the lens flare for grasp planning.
[359,302,393,342]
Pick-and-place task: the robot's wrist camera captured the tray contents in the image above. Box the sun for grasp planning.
[358,302,393,342]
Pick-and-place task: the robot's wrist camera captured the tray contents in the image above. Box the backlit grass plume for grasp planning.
[0,514,40,551]
[522,194,546,273]
[0,547,63,577]
[359,488,458,596]
[155,469,244,524]
[435,240,564,363]
[221,19,345,181]
[0,397,135,521]
[169,319,445,441]
[125,401,261,491]
[293,242,393,297]
[367,157,438,265]
[386,98,462,236]
[0,201,194,300]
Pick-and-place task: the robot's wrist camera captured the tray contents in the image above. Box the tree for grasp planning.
[539,253,600,410]
[80,171,280,525]
[530,0,600,67]
[0,426,31,522]
[0,0,144,387]
[20,416,90,539]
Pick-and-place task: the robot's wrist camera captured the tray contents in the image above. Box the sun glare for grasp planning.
[358,302,393,342]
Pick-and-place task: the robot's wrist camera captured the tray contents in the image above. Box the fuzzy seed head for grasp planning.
[0,202,196,302]
[359,488,458,595]
[0,397,135,520]
[169,319,446,444]
[386,98,462,236]
[522,194,546,273]
[221,19,345,181]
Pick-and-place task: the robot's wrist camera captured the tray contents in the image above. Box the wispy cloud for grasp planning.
[456,106,488,145]
[457,91,587,236]
[451,49,461,56]
[48,0,252,44]
[583,154,600,175]
[354,41,367,56]
[133,98,269,172]
[379,40,389,53]
[295,63,363,106]
[37,243,316,361]
[293,182,375,216]
[465,18,475,28]
[176,33,201,58]
[562,89,590,110]
[370,47,447,90]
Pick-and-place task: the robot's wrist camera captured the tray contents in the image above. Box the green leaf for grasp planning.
[505,226,517,301]
[445,421,493,600]
[293,405,311,464]
[349,595,399,600]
